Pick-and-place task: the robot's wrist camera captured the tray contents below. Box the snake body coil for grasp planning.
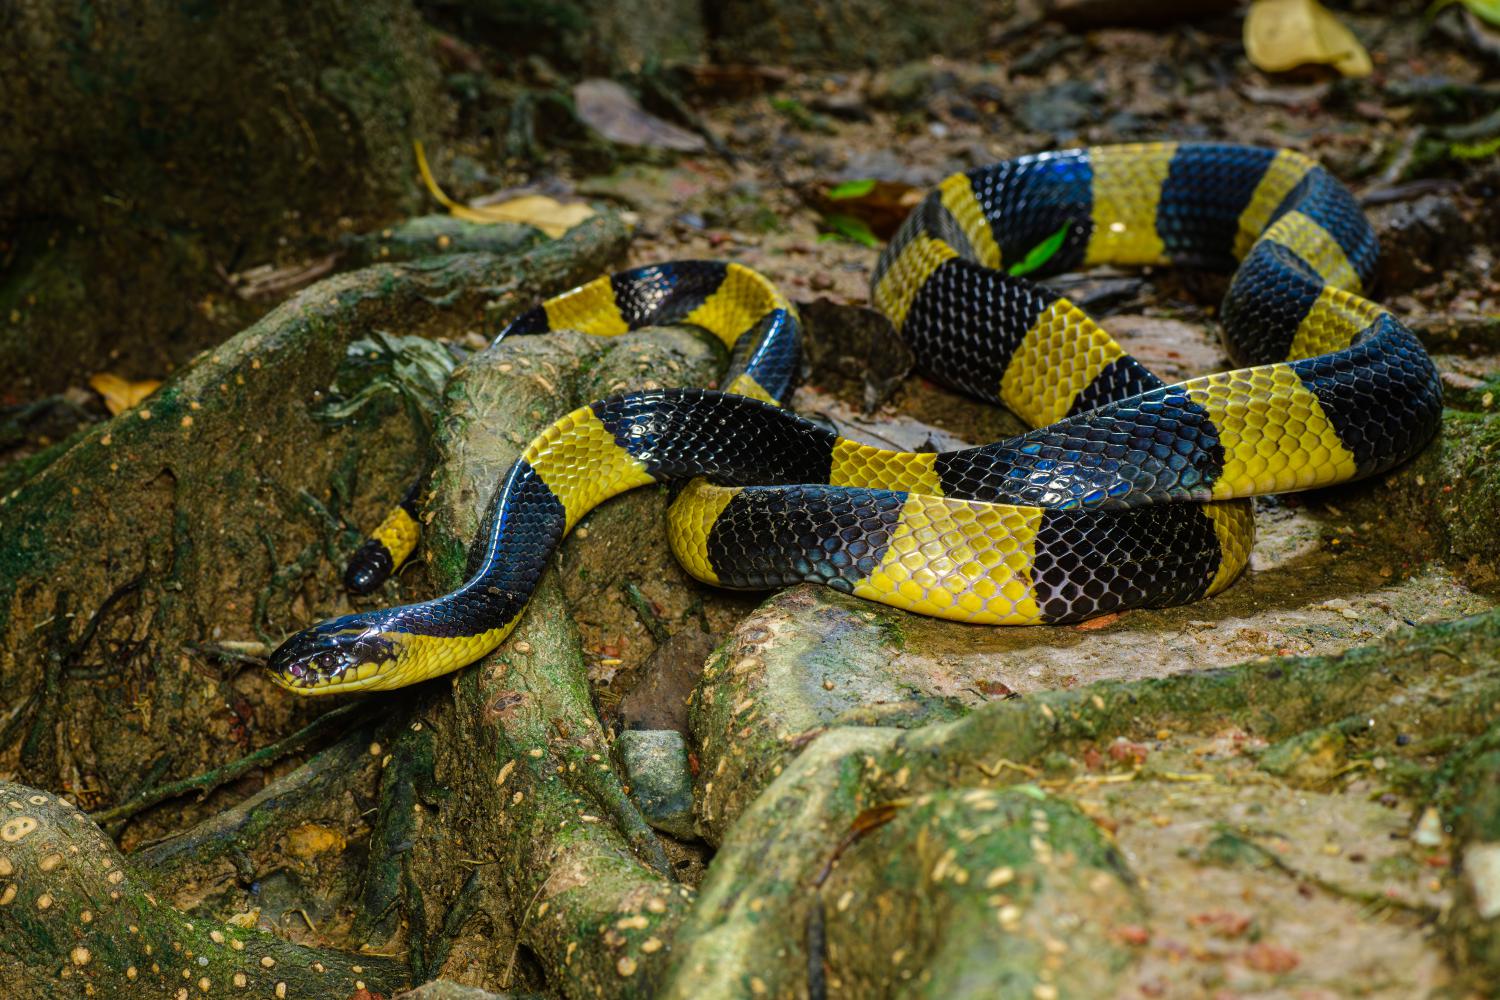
[269,143,1442,694]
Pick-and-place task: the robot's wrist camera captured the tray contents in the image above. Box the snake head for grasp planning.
[266,615,402,695]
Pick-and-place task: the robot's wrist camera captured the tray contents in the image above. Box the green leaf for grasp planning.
[1451,135,1500,160]
[822,213,881,248]
[1006,222,1072,278]
[1428,0,1500,27]
[827,178,877,200]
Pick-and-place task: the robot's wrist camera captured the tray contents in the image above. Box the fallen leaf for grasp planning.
[574,78,705,153]
[225,908,261,929]
[1243,941,1301,973]
[1108,738,1150,766]
[816,178,921,239]
[1073,610,1123,631]
[1008,221,1073,277]
[1189,910,1253,938]
[1244,0,1373,77]
[88,373,161,415]
[415,142,595,238]
[284,823,347,859]
[1430,0,1500,27]
[819,213,881,248]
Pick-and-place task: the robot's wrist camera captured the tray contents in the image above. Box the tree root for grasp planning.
[0,779,408,998]
[89,703,369,830]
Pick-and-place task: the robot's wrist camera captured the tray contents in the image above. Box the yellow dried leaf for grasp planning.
[88,373,161,416]
[283,823,346,858]
[462,195,596,237]
[1245,0,1373,77]
[415,142,595,238]
[225,908,261,929]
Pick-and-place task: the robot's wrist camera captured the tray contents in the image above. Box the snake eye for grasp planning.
[313,650,350,674]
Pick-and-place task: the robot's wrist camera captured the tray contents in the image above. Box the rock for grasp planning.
[618,628,720,734]
[1369,194,1476,293]
[1257,724,1352,789]
[868,61,960,112]
[618,730,698,840]
[670,599,1500,997]
[799,299,915,412]
[1019,80,1104,134]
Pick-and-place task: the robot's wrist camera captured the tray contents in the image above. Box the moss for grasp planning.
[0,780,406,998]
[665,607,1500,996]
[368,323,722,993]
[0,0,446,396]
[0,216,628,814]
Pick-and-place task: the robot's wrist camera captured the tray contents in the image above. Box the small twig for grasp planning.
[282,908,320,934]
[503,860,559,989]
[1218,827,1438,918]
[184,641,270,669]
[89,702,366,826]
[811,800,909,887]
[976,757,1041,779]
[622,581,671,645]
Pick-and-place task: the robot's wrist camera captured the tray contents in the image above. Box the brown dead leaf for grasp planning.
[816,179,923,239]
[1244,0,1373,77]
[1243,941,1301,973]
[574,78,706,153]
[1189,910,1253,939]
[88,372,160,415]
[1074,611,1123,631]
[1108,738,1150,767]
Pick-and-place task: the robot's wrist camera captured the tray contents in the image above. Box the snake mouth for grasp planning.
[266,620,400,694]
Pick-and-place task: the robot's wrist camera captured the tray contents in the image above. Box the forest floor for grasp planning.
[2,5,1499,1000]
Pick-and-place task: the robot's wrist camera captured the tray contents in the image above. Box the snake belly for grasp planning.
[267,142,1442,694]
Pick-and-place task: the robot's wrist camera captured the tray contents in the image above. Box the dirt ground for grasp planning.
[2,3,1499,999]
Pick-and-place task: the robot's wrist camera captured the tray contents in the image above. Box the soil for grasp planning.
[2,2,1498,999]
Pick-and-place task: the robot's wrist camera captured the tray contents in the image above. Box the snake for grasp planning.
[267,142,1443,695]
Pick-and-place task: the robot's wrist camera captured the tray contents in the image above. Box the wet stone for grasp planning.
[618,729,698,840]
[1369,194,1476,292]
[1019,80,1105,135]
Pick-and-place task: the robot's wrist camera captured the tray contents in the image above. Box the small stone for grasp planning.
[1466,843,1500,919]
[71,947,91,966]
[617,956,638,977]
[618,729,696,839]
[1413,807,1445,847]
